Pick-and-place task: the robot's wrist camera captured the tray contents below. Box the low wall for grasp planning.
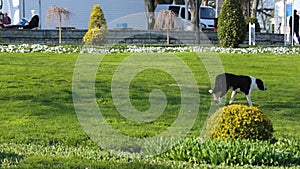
[0,29,85,45]
[0,29,285,46]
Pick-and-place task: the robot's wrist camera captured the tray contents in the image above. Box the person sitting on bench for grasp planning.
[0,12,12,28]
[24,15,39,29]
[5,15,39,29]
[4,10,39,29]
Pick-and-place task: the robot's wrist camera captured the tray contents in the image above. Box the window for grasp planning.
[200,7,215,19]
[169,6,180,16]
[180,7,191,20]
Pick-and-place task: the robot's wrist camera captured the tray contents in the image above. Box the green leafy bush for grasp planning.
[217,0,247,47]
[206,104,273,140]
[83,4,108,45]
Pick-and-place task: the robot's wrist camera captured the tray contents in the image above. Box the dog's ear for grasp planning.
[256,79,266,91]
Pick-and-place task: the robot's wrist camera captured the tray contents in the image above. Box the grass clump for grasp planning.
[161,137,300,166]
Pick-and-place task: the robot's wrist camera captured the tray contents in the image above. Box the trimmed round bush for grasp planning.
[206,104,273,140]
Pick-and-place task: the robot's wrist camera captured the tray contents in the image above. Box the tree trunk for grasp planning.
[144,0,156,30]
[251,0,259,18]
[167,29,170,44]
[239,0,249,16]
[59,10,62,44]
[187,0,201,31]
[187,0,196,31]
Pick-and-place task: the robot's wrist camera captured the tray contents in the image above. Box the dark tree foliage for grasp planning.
[246,17,261,32]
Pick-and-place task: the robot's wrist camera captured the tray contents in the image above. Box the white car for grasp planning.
[154,4,216,30]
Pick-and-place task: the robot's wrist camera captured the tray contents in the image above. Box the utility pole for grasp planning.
[0,0,3,20]
[0,0,3,21]
[39,0,41,28]
[22,0,25,18]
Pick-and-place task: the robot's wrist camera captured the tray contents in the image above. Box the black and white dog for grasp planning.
[209,73,267,106]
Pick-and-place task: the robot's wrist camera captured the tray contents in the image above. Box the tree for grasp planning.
[186,0,201,31]
[87,4,106,29]
[251,0,259,17]
[256,0,274,32]
[46,6,71,44]
[217,0,249,16]
[217,0,246,47]
[83,4,107,45]
[154,10,181,44]
[144,0,197,30]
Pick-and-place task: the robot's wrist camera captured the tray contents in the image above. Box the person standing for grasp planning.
[289,10,300,44]
[277,23,281,34]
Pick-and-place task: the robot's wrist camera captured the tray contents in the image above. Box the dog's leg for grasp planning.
[229,91,237,104]
[218,96,224,104]
[212,93,219,103]
[218,88,228,104]
[246,94,253,106]
[209,89,219,103]
[211,92,219,103]
[218,92,227,103]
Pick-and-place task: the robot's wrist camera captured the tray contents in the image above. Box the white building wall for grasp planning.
[1,0,147,30]
[2,0,21,25]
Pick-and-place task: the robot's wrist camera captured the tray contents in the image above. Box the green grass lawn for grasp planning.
[0,52,299,168]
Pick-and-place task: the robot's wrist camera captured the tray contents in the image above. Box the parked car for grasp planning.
[154,4,216,30]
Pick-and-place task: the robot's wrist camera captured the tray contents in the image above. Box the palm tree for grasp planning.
[46,5,71,44]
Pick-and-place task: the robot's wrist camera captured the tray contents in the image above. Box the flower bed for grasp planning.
[0,44,81,54]
[1,44,300,54]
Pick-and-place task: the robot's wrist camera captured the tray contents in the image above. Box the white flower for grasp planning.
[0,44,299,55]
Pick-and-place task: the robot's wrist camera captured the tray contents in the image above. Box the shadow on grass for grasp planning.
[0,152,24,165]
[262,101,300,110]
[17,155,174,169]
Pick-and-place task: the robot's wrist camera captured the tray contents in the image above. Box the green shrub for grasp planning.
[246,17,261,32]
[207,104,273,140]
[217,0,247,47]
[83,27,108,45]
[83,4,107,45]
